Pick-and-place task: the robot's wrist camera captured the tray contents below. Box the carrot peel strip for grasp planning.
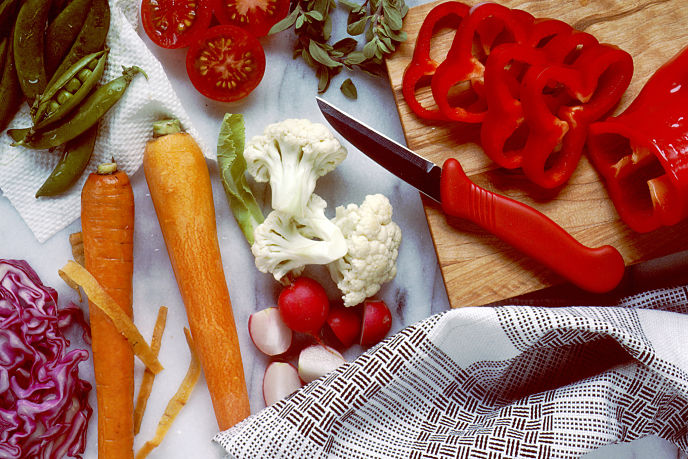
[134,305,168,435]
[69,232,85,266]
[59,260,164,374]
[135,328,201,459]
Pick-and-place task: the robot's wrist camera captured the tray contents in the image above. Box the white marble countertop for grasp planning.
[1,2,686,458]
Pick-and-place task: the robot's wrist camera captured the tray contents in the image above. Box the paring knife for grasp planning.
[316,97,626,293]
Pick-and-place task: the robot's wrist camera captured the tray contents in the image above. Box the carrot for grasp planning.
[81,161,135,459]
[143,119,250,430]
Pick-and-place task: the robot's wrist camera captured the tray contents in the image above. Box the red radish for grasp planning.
[262,362,302,406]
[360,300,392,347]
[278,277,330,335]
[326,306,361,348]
[298,344,346,383]
[248,307,292,356]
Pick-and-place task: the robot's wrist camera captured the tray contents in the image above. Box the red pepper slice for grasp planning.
[401,1,470,121]
[431,2,533,123]
[519,43,633,188]
[588,46,688,232]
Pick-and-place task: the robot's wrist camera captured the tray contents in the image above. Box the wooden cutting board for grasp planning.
[384,0,688,308]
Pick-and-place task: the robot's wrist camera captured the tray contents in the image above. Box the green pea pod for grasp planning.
[0,0,19,39]
[0,28,23,132]
[47,0,110,89]
[13,0,51,102]
[35,124,98,197]
[17,66,147,150]
[33,49,108,127]
[45,0,94,77]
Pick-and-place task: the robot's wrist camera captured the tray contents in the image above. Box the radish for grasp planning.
[298,344,346,383]
[263,362,302,406]
[248,307,292,356]
[278,277,330,335]
[360,300,392,347]
[326,306,361,348]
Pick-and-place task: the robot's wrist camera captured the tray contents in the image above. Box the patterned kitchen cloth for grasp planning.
[214,284,688,458]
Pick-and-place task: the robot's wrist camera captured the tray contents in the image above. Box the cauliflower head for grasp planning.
[244,119,347,218]
[252,194,347,281]
[328,194,402,306]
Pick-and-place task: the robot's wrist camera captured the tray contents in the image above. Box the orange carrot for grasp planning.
[143,119,250,430]
[81,162,135,458]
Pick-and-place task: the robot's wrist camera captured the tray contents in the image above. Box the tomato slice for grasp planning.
[212,0,290,37]
[185,25,266,102]
[141,0,213,49]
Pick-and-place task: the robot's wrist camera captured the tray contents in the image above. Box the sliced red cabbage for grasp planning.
[0,259,92,459]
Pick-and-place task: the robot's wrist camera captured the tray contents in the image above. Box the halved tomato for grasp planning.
[141,0,213,49]
[185,25,266,102]
[212,0,290,37]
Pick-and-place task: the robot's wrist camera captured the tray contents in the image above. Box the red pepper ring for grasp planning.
[401,1,470,121]
[431,2,532,123]
[518,44,633,189]
[480,43,549,169]
[588,46,688,233]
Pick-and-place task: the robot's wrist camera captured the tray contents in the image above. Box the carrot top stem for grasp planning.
[96,162,118,174]
[153,119,182,137]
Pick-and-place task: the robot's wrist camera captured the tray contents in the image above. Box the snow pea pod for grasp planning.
[48,0,109,89]
[33,49,108,128]
[0,28,23,132]
[13,0,51,102]
[17,66,146,150]
[44,0,93,77]
[35,124,98,197]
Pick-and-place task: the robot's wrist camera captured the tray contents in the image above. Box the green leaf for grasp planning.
[306,10,323,20]
[362,39,377,59]
[344,50,366,65]
[333,37,358,55]
[217,113,264,245]
[269,6,300,34]
[308,39,343,68]
[337,0,359,9]
[323,15,333,40]
[340,78,357,99]
[346,16,367,35]
[295,13,305,28]
[317,67,332,93]
[382,0,403,30]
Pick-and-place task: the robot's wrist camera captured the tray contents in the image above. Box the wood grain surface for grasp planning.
[384,0,688,307]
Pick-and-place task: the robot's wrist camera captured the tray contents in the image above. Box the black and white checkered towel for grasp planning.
[214,285,688,458]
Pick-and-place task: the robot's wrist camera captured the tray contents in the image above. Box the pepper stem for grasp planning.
[97,162,118,174]
[153,119,182,137]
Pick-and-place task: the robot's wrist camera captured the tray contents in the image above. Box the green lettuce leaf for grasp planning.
[217,113,264,245]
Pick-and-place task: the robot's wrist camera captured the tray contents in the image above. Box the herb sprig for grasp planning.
[269,0,408,96]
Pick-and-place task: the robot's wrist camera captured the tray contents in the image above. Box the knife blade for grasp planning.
[317,97,626,294]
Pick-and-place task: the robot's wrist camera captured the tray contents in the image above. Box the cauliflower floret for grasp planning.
[244,119,347,218]
[252,194,347,281]
[328,194,402,306]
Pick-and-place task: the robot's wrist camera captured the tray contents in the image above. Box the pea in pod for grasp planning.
[0,27,23,132]
[15,66,147,150]
[35,124,98,197]
[44,0,94,77]
[47,0,110,90]
[13,0,51,102]
[32,49,109,128]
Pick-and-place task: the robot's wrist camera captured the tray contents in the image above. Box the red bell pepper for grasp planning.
[588,46,688,233]
[431,2,533,123]
[401,1,470,121]
[519,43,633,188]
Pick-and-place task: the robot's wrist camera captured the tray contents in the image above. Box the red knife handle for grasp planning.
[439,158,625,293]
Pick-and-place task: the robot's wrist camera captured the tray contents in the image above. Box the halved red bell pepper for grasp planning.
[587,45,688,233]
[431,2,533,123]
[401,1,470,121]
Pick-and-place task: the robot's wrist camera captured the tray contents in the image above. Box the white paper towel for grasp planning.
[0,0,211,243]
